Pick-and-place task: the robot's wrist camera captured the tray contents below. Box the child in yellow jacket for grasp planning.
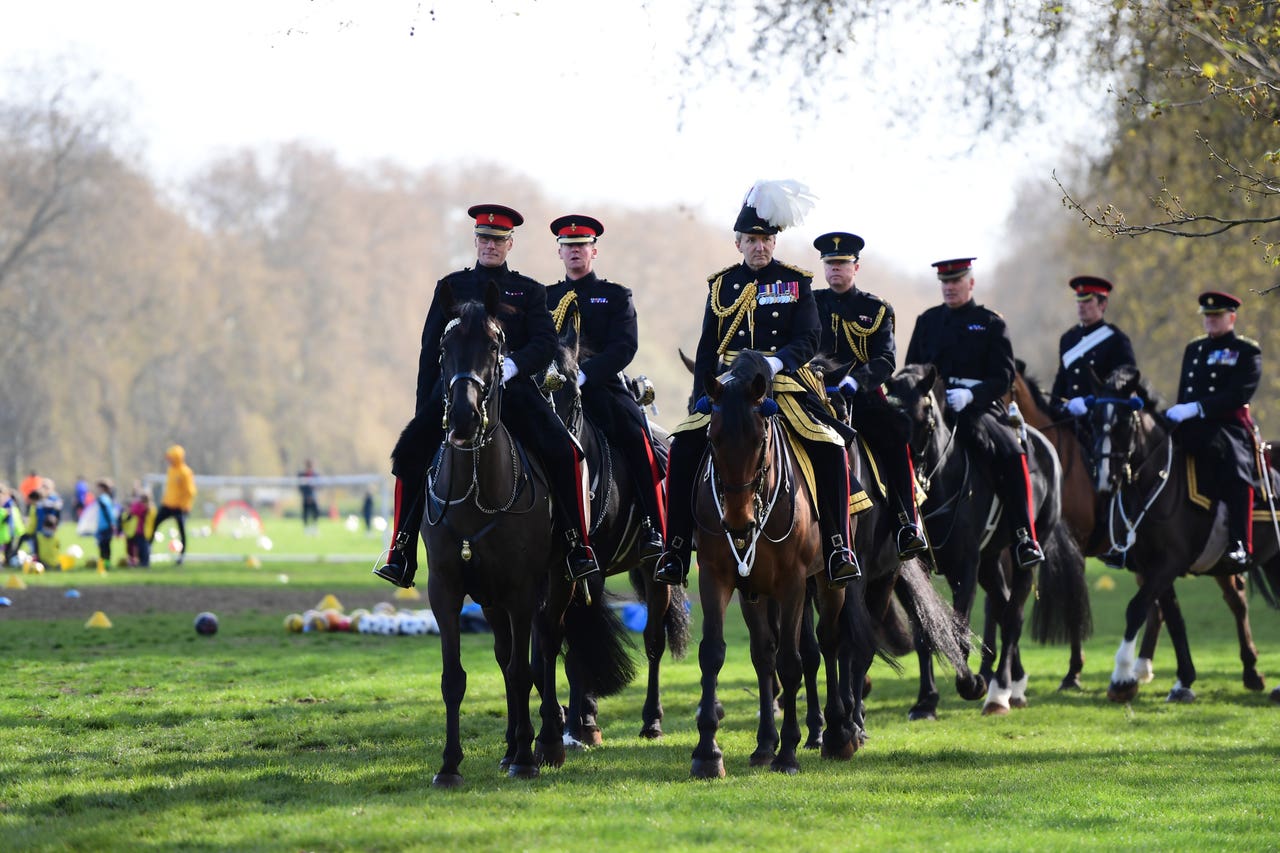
[154,445,197,565]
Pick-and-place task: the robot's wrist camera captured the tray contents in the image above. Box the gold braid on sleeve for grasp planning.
[837,304,886,365]
[550,290,580,335]
[710,273,757,357]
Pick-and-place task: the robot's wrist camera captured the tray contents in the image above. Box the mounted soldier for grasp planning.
[1165,291,1263,565]
[811,231,926,560]
[544,214,666,565]
[904,257,1045,570]
[1052,275,1137,455]
[374,204,599,588]
[653,180,860,588]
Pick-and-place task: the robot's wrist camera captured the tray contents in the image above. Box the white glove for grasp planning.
[838,375,859,394]
[1066,397,1088,416]
[576,369,586,388]
[945,388,974,412]
[500,359,518,386]
[764,356,784,376]
[1166,402,1202,423]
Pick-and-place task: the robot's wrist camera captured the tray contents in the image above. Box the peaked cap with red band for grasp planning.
[1069,275,1113,300]
[932,257,976,281]
[1199,291,1241,314]
[468,204,524,237]
[549,214,603,244]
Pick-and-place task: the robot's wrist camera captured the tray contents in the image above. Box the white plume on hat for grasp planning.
[744,179,817,230]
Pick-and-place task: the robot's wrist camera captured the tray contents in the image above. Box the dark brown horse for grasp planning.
[887,364,1070,717]
[689,351,873,777]
[546,328,690,743]
[423,285,633,786]
[1086,366,1280,703]
[1013,367,1265,693]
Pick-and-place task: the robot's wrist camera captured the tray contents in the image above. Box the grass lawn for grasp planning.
[2,542,1279,850]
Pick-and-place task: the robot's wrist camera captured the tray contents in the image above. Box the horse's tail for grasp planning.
[845,576,902,674]
[1030,521,1094,644]
[563,586,638,698]
[897,558,974,677]
[629,566,692,660]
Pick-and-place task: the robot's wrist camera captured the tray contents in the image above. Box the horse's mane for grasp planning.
[451,298,492,334]
[1102,364,1165,410]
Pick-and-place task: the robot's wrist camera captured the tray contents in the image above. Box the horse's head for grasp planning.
[438,281,505,448]
[545,321,583,429]
[1085,364,1154,493]
[703,350,777,538]
[886,363,944,462]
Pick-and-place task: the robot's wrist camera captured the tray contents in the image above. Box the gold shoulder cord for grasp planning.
[836,304,887,365]
[550,290,580,335]
[710,273,757,357]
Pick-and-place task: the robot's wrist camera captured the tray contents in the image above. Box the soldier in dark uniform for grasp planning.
[374,204,599,588]
[653,181,860,587]
[904,257,1045,569]
[1166,291,1262,565]
[811,231,926,560]
[544,214,666,564]
[1051,276,1137,417]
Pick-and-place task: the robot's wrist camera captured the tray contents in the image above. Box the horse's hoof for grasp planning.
[562,733,588,751]
[1058,674,1083,691]
[638,722,663,739]
[1270,687,1280,704]
[982,702,1010,716]
[1107,680,1139,703]
[507,763,540,780]
[498,756,512,769]
[769,759,800,775]
[1166,686,1197,704]
[803,733,823,750]
[432,772,464,789]
[1134,658,1155,685]
[1243,670,1266,692]
[907,708,938,722]
[690,757,726,779]
[748,749,774,768]
[957,674,987,702]
[1009,696,1029,709]
[534,742,566,769]
[821,739,856,760]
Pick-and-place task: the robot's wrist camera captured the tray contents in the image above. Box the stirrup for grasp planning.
[653,550,687,586]
[1014,529,1044,570]
[566,544,600,581]
[826,548,861,586]
[372,549,416,589]
[896,522,928,560]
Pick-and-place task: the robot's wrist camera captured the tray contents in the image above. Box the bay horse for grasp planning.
[1086,366,1280,703]
[1013,366,1265,693]
[546,327,691,744]
[423,283,633,787]
[689,350,874,777]
[887,364,1068,717]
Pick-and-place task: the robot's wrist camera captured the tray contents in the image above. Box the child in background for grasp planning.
[94,479,119,567]
[35,509,62,571]
[122,491,156,567]
[1,485,25,566]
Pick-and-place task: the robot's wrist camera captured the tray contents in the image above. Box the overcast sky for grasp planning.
[1,0,1090,275]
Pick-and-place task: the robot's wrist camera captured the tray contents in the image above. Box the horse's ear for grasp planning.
[438,280,457,316]
[922,363,939,395]
[483,280,501,316]
[679,348,696,376]
[829,359,853,383]
[749,372,768,403]
[561,317,580,351]
[704,370,722,401]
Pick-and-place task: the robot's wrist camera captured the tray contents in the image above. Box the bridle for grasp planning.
[1089,394,1175,557]
[439,316,505,450]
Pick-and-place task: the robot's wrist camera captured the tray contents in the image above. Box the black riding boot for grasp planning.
[1225,482,1253,565]
[892,450,927,559]
[623,434,665,564]
[654,431,702,586]
[815,443,859,586]
[373,474,422,588]
[1002,454,1044,570]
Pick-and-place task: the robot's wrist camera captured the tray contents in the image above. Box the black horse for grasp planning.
[887,363,1069,717]
[545,326,691,743]
[1086,365,1280,703]
[422,284,634,786]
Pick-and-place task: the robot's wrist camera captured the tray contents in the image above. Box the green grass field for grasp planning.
[3,525,1279,850]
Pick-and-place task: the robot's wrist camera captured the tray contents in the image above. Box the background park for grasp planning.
[2,0,1279,849]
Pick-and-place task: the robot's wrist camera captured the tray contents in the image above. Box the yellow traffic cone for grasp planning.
[85,611,113,629]
[5,574,27,590]
[59,554,76,571]
[394,586,421,600]
[245,555,261,568]
[316,593,344,612]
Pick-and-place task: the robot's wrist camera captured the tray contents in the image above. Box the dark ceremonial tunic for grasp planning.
[1050,320,1136,402]
[814,287,896,391]
[546,271,638,396]
[905,300,1014,417]
[1175,331,1262,484]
